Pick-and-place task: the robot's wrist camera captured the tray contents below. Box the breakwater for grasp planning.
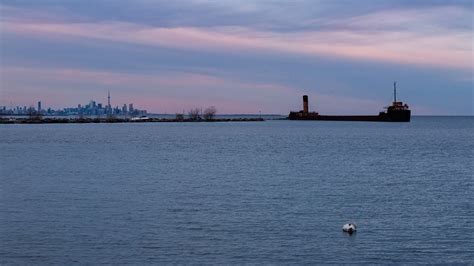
[0,117,265,124]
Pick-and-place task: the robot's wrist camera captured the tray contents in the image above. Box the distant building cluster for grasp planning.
[0,92,147,117]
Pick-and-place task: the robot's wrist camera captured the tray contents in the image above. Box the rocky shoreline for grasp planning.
[0,117,265,124]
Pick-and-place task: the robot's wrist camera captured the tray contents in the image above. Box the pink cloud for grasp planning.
[1,67,225,88]
[2,12,471,71]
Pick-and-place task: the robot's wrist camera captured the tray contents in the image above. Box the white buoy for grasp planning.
[342,223,357,234]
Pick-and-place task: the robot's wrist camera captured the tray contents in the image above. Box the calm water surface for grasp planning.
[1,117,472,264]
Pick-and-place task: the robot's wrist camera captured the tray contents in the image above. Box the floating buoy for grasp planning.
[342,223,357,234]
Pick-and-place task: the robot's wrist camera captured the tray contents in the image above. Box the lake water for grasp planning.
[1,117,472,264]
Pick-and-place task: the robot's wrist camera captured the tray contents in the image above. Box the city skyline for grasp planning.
[1,91,147,116]
[0,1,472,115]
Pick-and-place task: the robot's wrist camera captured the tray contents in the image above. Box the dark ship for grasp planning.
[289,82,411,122]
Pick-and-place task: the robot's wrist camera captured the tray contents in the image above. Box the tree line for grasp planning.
[176,106,217,121]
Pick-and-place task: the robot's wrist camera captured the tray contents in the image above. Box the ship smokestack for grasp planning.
[303,95,309,113]
[393,81,397,103]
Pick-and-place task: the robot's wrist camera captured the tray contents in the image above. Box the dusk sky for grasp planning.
[0,0,472,115]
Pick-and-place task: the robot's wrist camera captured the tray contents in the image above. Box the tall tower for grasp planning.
[107,90,111,108]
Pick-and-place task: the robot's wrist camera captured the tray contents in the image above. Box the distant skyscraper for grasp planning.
[37,101,41,113]
[129,103,134,113]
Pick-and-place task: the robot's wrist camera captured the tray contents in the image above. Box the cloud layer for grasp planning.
[1,1,472,114]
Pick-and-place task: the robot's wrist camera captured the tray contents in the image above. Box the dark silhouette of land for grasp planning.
[0,116,264,124]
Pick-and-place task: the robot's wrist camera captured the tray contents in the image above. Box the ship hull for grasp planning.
[288,110,411,122]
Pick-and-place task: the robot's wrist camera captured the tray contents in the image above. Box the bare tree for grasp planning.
[203,106,217,121]
[188,108,201,120]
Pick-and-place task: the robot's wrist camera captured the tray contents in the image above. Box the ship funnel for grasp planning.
[303,95,309,113]
[393,81,397,103]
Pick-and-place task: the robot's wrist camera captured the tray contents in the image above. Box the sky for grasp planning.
[0,0,472,115]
